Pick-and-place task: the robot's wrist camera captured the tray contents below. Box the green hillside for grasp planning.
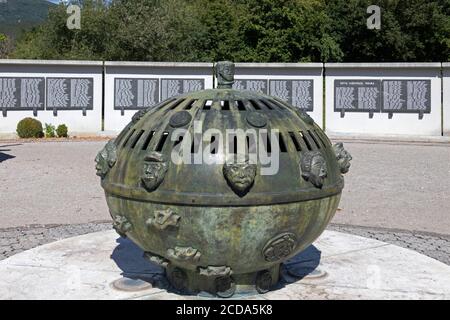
[0,0,55,38]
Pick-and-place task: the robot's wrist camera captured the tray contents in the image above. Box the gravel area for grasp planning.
[1,222,449,266]
[0,221,112,261]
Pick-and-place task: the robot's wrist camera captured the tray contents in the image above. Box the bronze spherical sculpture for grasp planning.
[96,61,352,297]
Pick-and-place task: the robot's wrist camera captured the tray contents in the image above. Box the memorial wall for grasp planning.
[325,63,442,136]
[104,62,213,133]
[227,63,324,128]
[0,60,448,138]
[0,60,103,135]
[443,63,450,136]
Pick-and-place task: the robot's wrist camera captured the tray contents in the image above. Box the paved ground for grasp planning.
[335,140,450,234]
[0,141,111,227]
[1,140,449,234]
[1,222,449,266]
[1,139,449,266]
[2,229,450,300]
[0,222,110,261]
[328,223,450,265]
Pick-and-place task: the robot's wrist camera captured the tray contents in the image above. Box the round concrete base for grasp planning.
[0,230,449,300]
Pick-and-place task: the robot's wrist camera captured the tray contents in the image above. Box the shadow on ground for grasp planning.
[111,237,164,276]
[0,144,20,163]
[110,236,322,298]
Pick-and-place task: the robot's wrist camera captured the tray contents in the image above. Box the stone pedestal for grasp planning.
[1,230,449,300]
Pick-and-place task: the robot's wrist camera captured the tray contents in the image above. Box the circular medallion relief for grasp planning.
[246,112,267,128]
[170,111,192,128]
[262,232,297,262]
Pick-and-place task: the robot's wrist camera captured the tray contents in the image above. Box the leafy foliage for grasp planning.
[56,124,69,138]
[229,0,343,62]
[44,123,56,138]
[10,0,450,62]
[326,0,450,62]
[16,118,44,138]
[0,33,13,58]
[0,0,55,39]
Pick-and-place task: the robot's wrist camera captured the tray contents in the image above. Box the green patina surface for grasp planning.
[96,61,352,297]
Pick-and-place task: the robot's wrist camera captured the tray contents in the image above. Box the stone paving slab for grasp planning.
[1,229,449,300]
[2,222,449,267]
[293,245,447,296]
[263,284,448,300]
[0,265,166,300]
[328,224,450,265]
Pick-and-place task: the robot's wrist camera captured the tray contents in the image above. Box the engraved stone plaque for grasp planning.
[269,79,314,111]
[233,79,268,94]
[382,80,431,119]
[46,78,93,116]
[161,78,204,100]
[114,78,159,114]
[0,77,44,116]
[334,80,381,118]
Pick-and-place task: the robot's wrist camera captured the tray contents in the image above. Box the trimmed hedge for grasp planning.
[56,124,68,138]
[16,118,44,138]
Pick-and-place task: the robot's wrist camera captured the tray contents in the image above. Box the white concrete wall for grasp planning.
[324,63,442,137]
[104,62,213,133]
[1,60,446,138]
[225,63,324,128]
[0,60,103,136]
[443,63,450,136]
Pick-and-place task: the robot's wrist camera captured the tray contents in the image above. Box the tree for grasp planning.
[0,33,13,58]
[235,0,342,62]
[12,1,111,60]
[10,0,450,62]
[185,0,245,62]
[12,0,202,61]
[326,0,450,62]
[104,0,201,61]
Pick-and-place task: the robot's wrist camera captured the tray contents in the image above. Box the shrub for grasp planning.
[16,118,44,138]
[44,123,56,138]
[56,124,68,138]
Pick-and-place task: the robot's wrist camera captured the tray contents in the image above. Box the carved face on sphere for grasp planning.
[141,152,168,191]
[95,139,117,179]
[333,143,352,174]
[112,214,132,238]
[216,61,235,87]
[223,158,257,196]
[301,151,327,188]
